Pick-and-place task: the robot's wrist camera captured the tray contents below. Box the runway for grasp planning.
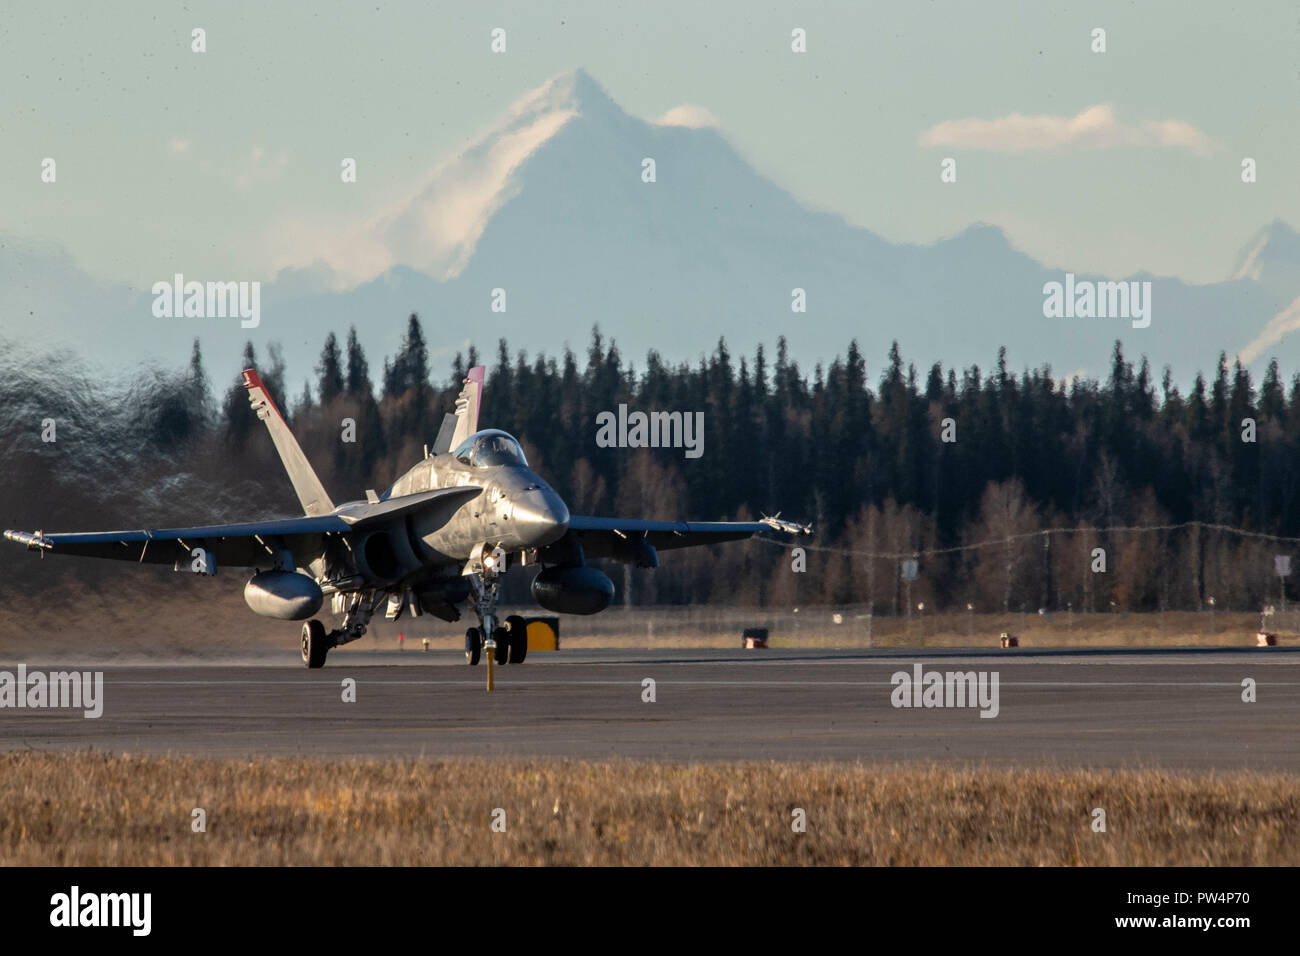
[2,647,1298,768]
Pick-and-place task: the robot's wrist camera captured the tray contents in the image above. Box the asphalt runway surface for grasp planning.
[2,646,1298,768]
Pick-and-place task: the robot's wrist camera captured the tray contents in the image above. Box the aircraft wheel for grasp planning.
[492,617,510,666]
[465,627,481,666]
[301,619,329,669]
[506,615,528,664]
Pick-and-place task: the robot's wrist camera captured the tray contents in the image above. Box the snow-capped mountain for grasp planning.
[3,69,1299,388]
[1229,219,1300,329]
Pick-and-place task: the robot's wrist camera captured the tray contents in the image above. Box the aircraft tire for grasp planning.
[506,615,528,664]
[493,617,510,666]
[301,619,329,669]
[465,627,481,665]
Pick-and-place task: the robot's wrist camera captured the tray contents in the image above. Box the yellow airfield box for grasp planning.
[525,617,560,651]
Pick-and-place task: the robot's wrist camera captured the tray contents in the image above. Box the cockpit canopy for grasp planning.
[452,429,528,468]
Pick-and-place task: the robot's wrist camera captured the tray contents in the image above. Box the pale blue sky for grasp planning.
[2,0,1295,288]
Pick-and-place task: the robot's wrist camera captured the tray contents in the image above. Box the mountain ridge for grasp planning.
[2,69,1298,388]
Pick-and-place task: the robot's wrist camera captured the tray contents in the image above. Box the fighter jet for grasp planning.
[5,366,809,667]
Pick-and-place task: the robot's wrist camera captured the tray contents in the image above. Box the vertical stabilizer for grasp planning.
[448,365,486,449]
[431,413,457,455]
[242,369,335,517]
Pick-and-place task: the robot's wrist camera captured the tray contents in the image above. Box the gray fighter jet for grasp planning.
[5,366,809,667]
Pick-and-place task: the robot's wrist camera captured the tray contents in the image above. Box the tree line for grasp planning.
[6,314,1300,613]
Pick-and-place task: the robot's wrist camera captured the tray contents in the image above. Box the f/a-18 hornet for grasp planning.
[6,367,809,667]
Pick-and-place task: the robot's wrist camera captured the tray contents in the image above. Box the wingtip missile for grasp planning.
[760,513,812,536]
[4,529,52,551]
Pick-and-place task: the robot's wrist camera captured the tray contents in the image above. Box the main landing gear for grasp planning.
[301,592,376,669]
[296,581,527,669]
[301,619,329,668]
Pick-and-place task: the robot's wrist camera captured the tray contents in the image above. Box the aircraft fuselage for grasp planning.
[390,454,571,563]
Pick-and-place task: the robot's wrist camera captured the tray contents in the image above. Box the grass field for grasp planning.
[504,606,1283,650]
[0,578,1286,661]
[2,752,1297,865]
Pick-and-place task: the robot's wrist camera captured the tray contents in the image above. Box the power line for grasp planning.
[762,520,1300,560]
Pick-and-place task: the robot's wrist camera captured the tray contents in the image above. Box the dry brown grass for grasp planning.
[0,583,1277,662]
[559,606,1279,650]
[1,752,1297,865]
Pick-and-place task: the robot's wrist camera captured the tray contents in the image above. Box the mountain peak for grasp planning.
[557,67,611,104]
[514,68,621,120]
[1231,219,1300,282]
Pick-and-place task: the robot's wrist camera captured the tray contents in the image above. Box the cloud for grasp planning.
[197,145,289,188]
[918,104,1217,155]
[654,104,718,129]
[232,146,289,189]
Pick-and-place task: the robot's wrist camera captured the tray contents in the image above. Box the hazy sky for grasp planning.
[3,0,1296,288]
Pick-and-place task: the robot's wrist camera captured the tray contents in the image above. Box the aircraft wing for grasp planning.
[566,514,810,563]
[3,486,483,570]
[3,515,349,569]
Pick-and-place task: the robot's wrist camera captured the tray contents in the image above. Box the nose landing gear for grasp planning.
[462,572,527,666]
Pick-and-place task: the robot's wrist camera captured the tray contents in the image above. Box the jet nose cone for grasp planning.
[513,488,569,546]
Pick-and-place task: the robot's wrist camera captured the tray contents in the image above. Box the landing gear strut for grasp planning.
[465,572,502,666]
[461,562,527,667]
